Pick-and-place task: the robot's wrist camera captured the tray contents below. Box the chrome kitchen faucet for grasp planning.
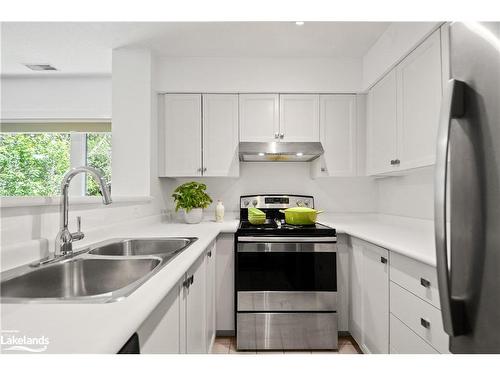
[54,166,112,257]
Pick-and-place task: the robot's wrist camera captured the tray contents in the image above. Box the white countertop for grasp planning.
[0,212,435,354]
[318,213,437,267]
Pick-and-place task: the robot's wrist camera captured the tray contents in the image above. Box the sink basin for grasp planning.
[0,257,160,302]
[88,238,197,258]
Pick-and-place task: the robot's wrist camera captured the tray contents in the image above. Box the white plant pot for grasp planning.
[183,208,203,224]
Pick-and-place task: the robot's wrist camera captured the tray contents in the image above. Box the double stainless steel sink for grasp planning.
[0,237,197,303]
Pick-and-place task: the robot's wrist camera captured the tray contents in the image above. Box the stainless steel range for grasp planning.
[235,194,338,351]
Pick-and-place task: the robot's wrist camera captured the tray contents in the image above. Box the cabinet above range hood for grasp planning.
[239,142,324,162]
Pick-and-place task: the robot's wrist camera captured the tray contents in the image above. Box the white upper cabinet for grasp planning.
[396,30,442,170]
[239,94,279,142]
[160,94,202,177]
[366,29,443,175]
[279,94,320,142]
[311,95,357,177]
[159,93,239,177]
[366,70,398,175]
[202,94,239,177]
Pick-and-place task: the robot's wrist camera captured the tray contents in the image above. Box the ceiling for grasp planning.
[1,22,390,75]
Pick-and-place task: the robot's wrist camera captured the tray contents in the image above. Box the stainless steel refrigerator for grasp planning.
[435,21,500,353]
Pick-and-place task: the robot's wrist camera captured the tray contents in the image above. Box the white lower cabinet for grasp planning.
[390,281,449,353]
[349,238,389,354]
[390,314,438,354]
[137,244,216,354]
[205,241,216,352]
[348,236,449,354]
[184,250,207,354]
[215,234,235,335]
[137,282,182,354]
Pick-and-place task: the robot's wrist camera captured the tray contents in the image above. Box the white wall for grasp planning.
[0,199,160,249]
[376,166,434,220]
[164,163,378,216]
[112,48,155,197]
[0,75,111,120]
[362,22,440,90]
[155,57,362,93]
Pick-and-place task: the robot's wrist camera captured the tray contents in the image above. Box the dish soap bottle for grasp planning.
[215,200,225,223]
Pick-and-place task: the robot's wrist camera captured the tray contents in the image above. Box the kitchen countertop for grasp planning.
[0,212,435,354]
[319,213,437,267]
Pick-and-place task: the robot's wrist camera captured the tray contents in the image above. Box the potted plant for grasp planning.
[172,181,212,224]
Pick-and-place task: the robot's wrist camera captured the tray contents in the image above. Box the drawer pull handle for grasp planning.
[420,318,431,329]
[207,250,212,258]
[420,278,431,288]
[380,256,388,264]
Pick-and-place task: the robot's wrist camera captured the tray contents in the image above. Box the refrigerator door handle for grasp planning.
[435,78,466,337]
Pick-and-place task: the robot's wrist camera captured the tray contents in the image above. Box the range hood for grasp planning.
[239,142,324,162]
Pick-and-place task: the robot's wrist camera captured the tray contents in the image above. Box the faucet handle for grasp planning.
[72,216,84,242]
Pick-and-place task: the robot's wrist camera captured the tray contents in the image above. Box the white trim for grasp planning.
[0,118,111,123]
[0,196,153,208]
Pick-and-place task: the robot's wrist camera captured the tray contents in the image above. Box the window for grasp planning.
[0,122,111,197]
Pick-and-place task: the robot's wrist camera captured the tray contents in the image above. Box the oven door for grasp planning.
[236,241,337,297]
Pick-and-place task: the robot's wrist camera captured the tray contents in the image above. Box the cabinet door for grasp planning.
[349,238,364,347]
[215,234,235,334]
[205,242,216,352]
[396,30,442,170]
[185,253,207,354]
[160,94,202,176]
[362,242,389,354]
[239,94,279,142]
[202,94,239,177]
[279,94,320,142]
[137,282,181,354]
[313,95,356,177]
[366,70,398,175]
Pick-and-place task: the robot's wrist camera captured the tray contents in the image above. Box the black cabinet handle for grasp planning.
[182,278,190,288]
[420,318,431,329]
[190,275,194,285]
[207,250,212,258]
[420,277,431,288]
[380,256,388,264]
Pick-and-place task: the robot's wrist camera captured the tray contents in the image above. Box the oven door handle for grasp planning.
[237,236,337,243]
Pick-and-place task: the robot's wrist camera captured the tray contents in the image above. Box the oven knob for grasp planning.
[243,200,249,207]
[304,200,310,207]
[252,199,257,207]
[296,200,303,207]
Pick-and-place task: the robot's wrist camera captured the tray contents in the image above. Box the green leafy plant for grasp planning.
[172,181,212,212]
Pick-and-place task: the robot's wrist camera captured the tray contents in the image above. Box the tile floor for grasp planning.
[211,336,362,354]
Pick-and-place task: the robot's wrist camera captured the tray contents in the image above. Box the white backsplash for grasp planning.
[376,166,435,220]
[163,162,378,213]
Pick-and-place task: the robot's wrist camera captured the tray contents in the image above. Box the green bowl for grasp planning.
[249,216,266,225]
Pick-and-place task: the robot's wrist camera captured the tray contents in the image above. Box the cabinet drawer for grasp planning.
[390,314,438,354]
[390,282,449,353]
[390,252,440,308]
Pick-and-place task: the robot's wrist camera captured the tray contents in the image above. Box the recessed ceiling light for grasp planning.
[258,152,265,156]
[295,21,305,26]
[24,63,57,71]
[296,152,304,156]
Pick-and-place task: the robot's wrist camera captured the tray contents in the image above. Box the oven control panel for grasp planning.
[240,195,314,209]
